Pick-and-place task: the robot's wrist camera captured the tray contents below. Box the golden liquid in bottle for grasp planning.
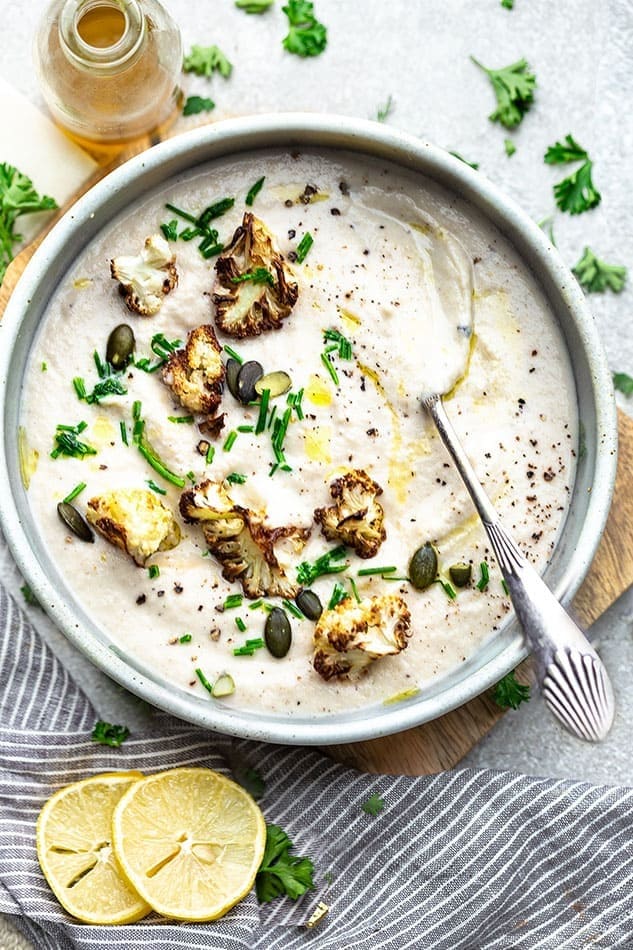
[76,6,126,47]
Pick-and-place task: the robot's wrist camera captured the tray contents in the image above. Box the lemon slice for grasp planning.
[112,767,266,921]
[36,772,150,925]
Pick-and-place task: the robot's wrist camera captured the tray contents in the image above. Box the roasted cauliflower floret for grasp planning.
[86,489,181,566]
[180,479,310,598]
[110,234,177,316]
[212,212,298,338]
[313,594,411,680]
[314,469,386,558]
[161,324,225,415]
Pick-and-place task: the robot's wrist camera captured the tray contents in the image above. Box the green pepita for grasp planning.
[295,588,323,621]
[449,562,472,588]
[409,542,438,590]
[105,324,135,370]
[264,607,292,658]
[255,371,292,398]
[212,673,235,697]
[57,502,94,543]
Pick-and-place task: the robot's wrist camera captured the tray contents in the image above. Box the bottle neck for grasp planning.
[58,0,145,72]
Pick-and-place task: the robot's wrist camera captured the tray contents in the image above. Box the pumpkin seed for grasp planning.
[236,360,264,404]
[295,588,323,621]
[57,502,94,543]
[211,673,235,697]
[264,607,292,658]
[255,371,292,398]
[225,358,241,400]
[105,324,135,370]
[409,542,438,590]
[449,562,472,588]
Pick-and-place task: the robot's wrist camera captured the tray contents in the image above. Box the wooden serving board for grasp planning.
[2,132,631,777]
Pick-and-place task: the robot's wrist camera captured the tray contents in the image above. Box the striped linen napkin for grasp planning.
[1,582,632,949]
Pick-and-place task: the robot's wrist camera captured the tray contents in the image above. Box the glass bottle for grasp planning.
[34,0,183,162]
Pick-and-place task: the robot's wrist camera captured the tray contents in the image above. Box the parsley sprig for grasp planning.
[282,1,327,57]
[256,824,315,903]
[544,135,601,214]
[471,57,536,128]
[613,373,633,397]
[361,793,385,816]
[183,45,232,79]
[492,671,531,709]
[183,95,215,117]
[0,163,57,283]
[572,247,627,293]
[91,721,130,747]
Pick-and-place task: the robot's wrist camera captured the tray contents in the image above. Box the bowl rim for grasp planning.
[0,112,618,745]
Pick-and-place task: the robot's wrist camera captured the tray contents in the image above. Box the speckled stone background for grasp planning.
[1,1,632,945]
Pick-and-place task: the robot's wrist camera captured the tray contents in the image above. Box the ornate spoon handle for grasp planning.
[422,393,614,742]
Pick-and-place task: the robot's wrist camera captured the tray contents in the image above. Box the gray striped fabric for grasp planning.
[1,584,632,949]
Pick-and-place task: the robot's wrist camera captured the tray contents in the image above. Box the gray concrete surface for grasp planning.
[1,1,632,943]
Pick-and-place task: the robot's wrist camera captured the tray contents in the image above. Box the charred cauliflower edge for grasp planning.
[180,479,310,599]
[212,212,299,338]
[110,233,178,316]
[313,594,411,680]
[161,324,226,415]
[314,469,386,558]
[86,489,181,566]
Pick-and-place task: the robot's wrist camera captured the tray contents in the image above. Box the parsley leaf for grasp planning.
[233,765,265,799]
[572,247,627,293]
[183,45,233,79]
[492,671,530,710]
[376,95,394,122]
[471,57,536,128]
[361,793,385,816]
[183,95,215,116]
[282,1,327,57]
[504,138,516,157]
[236,0,274,10]
[91,721,130,747]
[544,135,601,215]
[613,373,633,397]
[449,151,479,170]
[501,0,514,8]
[20,584,40,608]
[0,163,58,283]
[256,824,315,903]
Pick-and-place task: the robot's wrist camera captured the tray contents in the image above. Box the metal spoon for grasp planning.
[422,392,615,742]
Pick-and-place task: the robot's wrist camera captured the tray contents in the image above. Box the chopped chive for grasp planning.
[320,351,339,385]
[282,599,304,619]
[137,442,186,487]
[73,377,87,400]
[186,471,196,484]
[120,421,129,446]
[168,415,194,424]
[160,219,179,241]
[294,387,304,420]
[245,175,265,206]
[132,400,142,421]
[436,579,457,600]
[357,566,397,576]
[328,582,350,610]
[295,232,314,264]
[198,197,234,226]
[62,482,87,504]
[269,463,279,476]
[249,599,264,610]
[223,344,243,364]
[382,575,411,582]
[226,472,247,484]
[200,242,224,259]
[148,564,160,579]
[206,444,215,464]
[179,633,192,643]
[41,361,47,372]
[297,545,348,585]
[349,577,361,604]
[93,350,108,378]
[237,425,254,433]
[165,202,199,225]
[245,638,264,648]
[267,404,278,431]
[255,389,270,434]
[235,616,247,632]
[476,562,490,592]
[224,593,243,609]
[147,479,167,495]
[179,226,202,241]
[195,667,214,693]
[223,430,238,452]
[501,579,510,595]
[51,423,96,459]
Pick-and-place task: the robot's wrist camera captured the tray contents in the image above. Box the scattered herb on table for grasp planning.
[504,138,516,157]
[361,793,385,816]
[537,215,557,247]
[492,671,531,709]
[183,95,215,116]
[256,824,315,902]
[544,134,600,214]
[572,247,627,293]
[449,151,479,170]
[470,57,536,128]
[245,175,265,206]
[183,45,233,79]
[376,95,394,122]
[282,0,327,58]
[297,544,347,585]
[20,584,40,608]
[234,765,266,798]
[613,373,633,397]
[91,721,130,747]
[0,163,57,283]
[236,0,274,11]
[501,0,514,8]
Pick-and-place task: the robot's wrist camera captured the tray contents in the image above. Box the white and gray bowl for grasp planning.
[0,114,618,745]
